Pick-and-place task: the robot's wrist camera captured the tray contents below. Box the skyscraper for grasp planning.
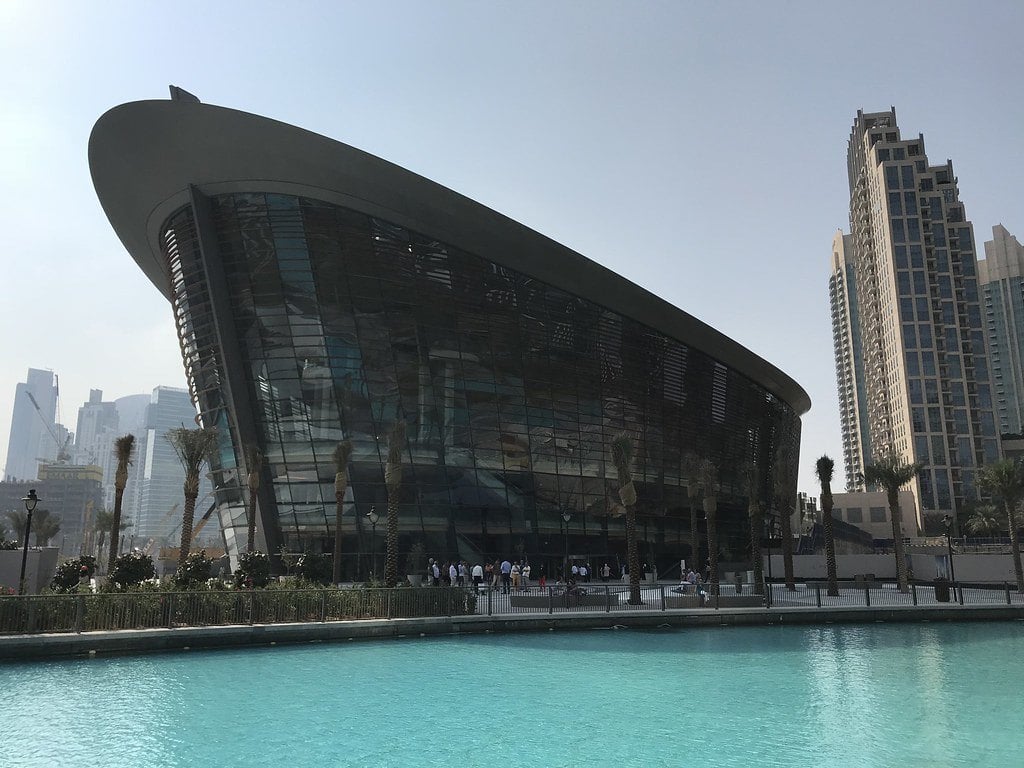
[134,386,214,546]
[979,225,1024,436]
[4,369,61,482]
[73,390,119,465]
[830,231,869,491]
[833,108,998,532]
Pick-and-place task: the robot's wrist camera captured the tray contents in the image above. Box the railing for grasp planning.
[0,587,477,636]
[0,580,1021,635]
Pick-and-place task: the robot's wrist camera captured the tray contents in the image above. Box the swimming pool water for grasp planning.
[3,622,1021,767]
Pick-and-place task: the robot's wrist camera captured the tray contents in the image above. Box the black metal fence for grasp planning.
[1,580,1021,635]
[0,587,477,635]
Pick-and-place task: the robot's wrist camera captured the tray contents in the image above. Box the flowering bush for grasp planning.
[295,553,332,586]
[174,550,213,587]
[51,555,98,592]
[106,551,155,591]
[234,550,271,588]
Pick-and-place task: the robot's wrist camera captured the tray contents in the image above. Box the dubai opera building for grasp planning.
[90,88,810,578]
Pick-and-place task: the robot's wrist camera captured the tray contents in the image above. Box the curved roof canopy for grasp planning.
[90,96,810,415]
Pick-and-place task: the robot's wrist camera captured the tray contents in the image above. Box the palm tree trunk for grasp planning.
[626,503,641,604]
[384,496,398,587]
[750,503,763,594]
[332,488,345,585]
[108,486,125,574]
[705,498,719,597]
[178,491,197,569]
[889,488,909,592]
[822,485,839,597]
[247,496,258,554]
[780,503,795,591]
[688,491,700,572]
[1007,503,1024,593]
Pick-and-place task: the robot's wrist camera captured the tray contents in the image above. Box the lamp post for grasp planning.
[561,510,571,581]
[366,506,379,581]
[943,514,957,586]
[18,489,39,595]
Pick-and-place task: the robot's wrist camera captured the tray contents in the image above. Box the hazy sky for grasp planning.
[2,1,1022,493]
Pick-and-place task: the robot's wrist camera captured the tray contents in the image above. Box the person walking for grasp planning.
[522,562,532,590]
[511,561,521,590]
[448,562,458,587]
[601,562,611,582]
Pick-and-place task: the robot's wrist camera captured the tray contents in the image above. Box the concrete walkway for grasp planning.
[2,600,1023,662]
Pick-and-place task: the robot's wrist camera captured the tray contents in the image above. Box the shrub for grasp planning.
[51,555,98,593]
[296,553,332,585]
[0,538,18,551]
[174,550,213,587]
[235,550,271,588]
[107,551,155,591]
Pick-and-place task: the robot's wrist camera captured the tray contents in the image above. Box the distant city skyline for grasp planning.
[1,1,1022,495]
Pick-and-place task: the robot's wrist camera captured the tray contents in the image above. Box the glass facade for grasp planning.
[160,191,802,579]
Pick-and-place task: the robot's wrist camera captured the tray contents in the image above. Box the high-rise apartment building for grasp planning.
[830,232,870,491]
[4,369,62,482]
[833,108,998,532]
[978,225,1024,436]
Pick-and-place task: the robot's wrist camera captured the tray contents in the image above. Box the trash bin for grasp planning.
[934,578,950,602]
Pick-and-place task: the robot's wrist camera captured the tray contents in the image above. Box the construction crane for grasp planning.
[26,390,72,463]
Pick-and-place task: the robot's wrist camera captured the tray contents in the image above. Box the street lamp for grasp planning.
[561,510,571,581]
[366,506,379,580]
[18,489,39,595]
[943,514,957,587]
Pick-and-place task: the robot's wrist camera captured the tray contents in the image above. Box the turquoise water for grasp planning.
[2,622,1022,767]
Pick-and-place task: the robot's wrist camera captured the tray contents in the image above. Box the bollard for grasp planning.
[488,585,493,617]
[958,582,964,606]
[606,586,612,613]
[247,591,255,625]
[548,586,553,615]
[911,582,917,606]
[660,584,666,611]
[815,584,821,608]
[320,590,327,622]
[1006,582,1012,605]
[864,586,871,607]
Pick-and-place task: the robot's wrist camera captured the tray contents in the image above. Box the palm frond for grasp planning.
[166,427,220,473]
[114,434,136,464]
[815,455,834,485]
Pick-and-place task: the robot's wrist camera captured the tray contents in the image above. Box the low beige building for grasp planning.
[830,490,918,541]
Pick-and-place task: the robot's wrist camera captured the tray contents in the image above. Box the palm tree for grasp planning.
[32,509,60,546]
[964,504,1001,536]
[5,510,28,545]
[743,463,764,594]
[700,459,720,597]
[977,460,1024,593]
[771,447,796,591]
[167,426,219,569]
[246,447,262,554]
[611,432,641,605]
[107,434,136,573]
[816,455,839,597]
[91,509,115,565]
[331,440,353,585]
[861,450,922,592]
[682,451,703,572]
[383,420,406,588]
